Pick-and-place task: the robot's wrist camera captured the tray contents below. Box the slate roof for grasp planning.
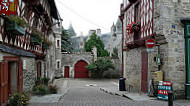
[0,44,36,58]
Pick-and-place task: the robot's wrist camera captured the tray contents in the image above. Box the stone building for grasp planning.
[62,52,93,78]
[120,0,190,99]
[0,0,62,105]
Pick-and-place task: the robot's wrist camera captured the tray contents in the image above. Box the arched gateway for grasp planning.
[74,60,88,78]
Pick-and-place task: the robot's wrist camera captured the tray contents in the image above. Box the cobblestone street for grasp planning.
[57,79,168,106]
[29,79,190,106]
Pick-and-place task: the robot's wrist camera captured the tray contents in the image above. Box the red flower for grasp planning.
[126,21,140,34]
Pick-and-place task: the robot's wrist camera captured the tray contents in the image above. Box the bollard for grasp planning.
[168,91,173,106]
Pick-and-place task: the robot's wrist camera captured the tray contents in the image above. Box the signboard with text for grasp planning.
[0,0,18,15]
[157,81,172,100]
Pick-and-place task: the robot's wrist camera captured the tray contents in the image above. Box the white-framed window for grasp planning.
[56,38,61,48]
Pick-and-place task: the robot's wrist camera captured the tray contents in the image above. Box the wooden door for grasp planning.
[141,51,148,93]
[0,62,8,106]
[74,60,88,78]
[64,66,69,78]
[37,62,41,78]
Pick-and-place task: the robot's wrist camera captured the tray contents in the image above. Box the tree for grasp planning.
[84,33,109,57]
[86,58,115,78]
[61,28,73,53]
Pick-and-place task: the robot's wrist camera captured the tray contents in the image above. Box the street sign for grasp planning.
[157,81,172,100]
[146,38,156,48]
[146,48,154,53]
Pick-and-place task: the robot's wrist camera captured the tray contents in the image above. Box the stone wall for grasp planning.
[153,0,188,98]
[125,47,143,92]
[62,52,94,78]
[21,57,36,92]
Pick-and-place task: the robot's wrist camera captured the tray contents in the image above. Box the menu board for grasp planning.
[157,81,172,100]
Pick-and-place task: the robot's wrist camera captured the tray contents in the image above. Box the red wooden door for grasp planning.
[141,51,148,93]
[0,62,8,106]
[64,66,69,78]
[74,60,88,78]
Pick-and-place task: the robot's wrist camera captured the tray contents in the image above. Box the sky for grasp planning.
[55,0,123,36]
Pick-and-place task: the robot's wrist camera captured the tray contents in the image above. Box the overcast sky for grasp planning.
[55,0,123,36]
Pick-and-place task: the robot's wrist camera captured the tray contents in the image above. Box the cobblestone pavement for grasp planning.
[29,79,190,106]
[57,79,168,106]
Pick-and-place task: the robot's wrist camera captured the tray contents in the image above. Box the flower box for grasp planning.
[42,43,49,49]
[5,21,26,35]
[30,36,41,45]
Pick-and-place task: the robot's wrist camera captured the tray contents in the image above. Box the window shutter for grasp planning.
[0,61,8,106]
[19,61,23,92]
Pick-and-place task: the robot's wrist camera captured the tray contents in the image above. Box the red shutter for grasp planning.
[0,61,8,106]
[19,61,23,92]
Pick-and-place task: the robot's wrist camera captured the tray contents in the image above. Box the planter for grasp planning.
[5,21,26,35]
[30,36,41,45]
[42,43,49,49]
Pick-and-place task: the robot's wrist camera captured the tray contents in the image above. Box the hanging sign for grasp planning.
[157,81,172,100]
[0,0,18,15]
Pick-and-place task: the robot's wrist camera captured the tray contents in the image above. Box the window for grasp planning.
[135,3,140,21]
[57,61,60,69]
[57,40,60,48]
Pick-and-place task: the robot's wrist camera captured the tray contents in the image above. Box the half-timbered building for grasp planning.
[120,0,190,99]
[0,0,62,105]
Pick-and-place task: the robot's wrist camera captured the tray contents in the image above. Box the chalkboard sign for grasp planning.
[157,81,172,100]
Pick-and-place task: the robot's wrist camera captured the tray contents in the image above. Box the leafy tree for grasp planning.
[84,33,109,57]
[61,28,73,53]
[86,58,114,78]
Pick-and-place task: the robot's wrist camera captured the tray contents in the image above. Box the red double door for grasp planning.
[74,60,88,78]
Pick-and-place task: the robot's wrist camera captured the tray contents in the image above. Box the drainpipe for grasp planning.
[119,4,124,77]
[181,19,190,99]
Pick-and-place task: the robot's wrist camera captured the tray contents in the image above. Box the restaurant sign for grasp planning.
[0,0,18,15]
[157,81,172,100]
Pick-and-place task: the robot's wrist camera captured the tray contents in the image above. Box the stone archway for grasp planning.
[74,60,88,78]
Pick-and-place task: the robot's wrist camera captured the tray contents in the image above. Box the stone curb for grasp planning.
[100,87,133,100]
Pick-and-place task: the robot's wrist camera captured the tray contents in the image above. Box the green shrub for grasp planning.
[48,85,58,94]
[35,77,50,85]
[32,84,49,95]
[8,92,30,106]
[41,77,50,85]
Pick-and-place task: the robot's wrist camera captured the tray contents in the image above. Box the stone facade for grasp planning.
[120,0,190,98]
[62,52,93,78]
[22,57,36,92]
[0,52,36,92]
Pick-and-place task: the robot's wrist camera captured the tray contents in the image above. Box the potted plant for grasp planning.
[30,30,43,45]
[42,40,52,49]
[8,92,30,106]
[126,21,140,34]
[5,15,27,35]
